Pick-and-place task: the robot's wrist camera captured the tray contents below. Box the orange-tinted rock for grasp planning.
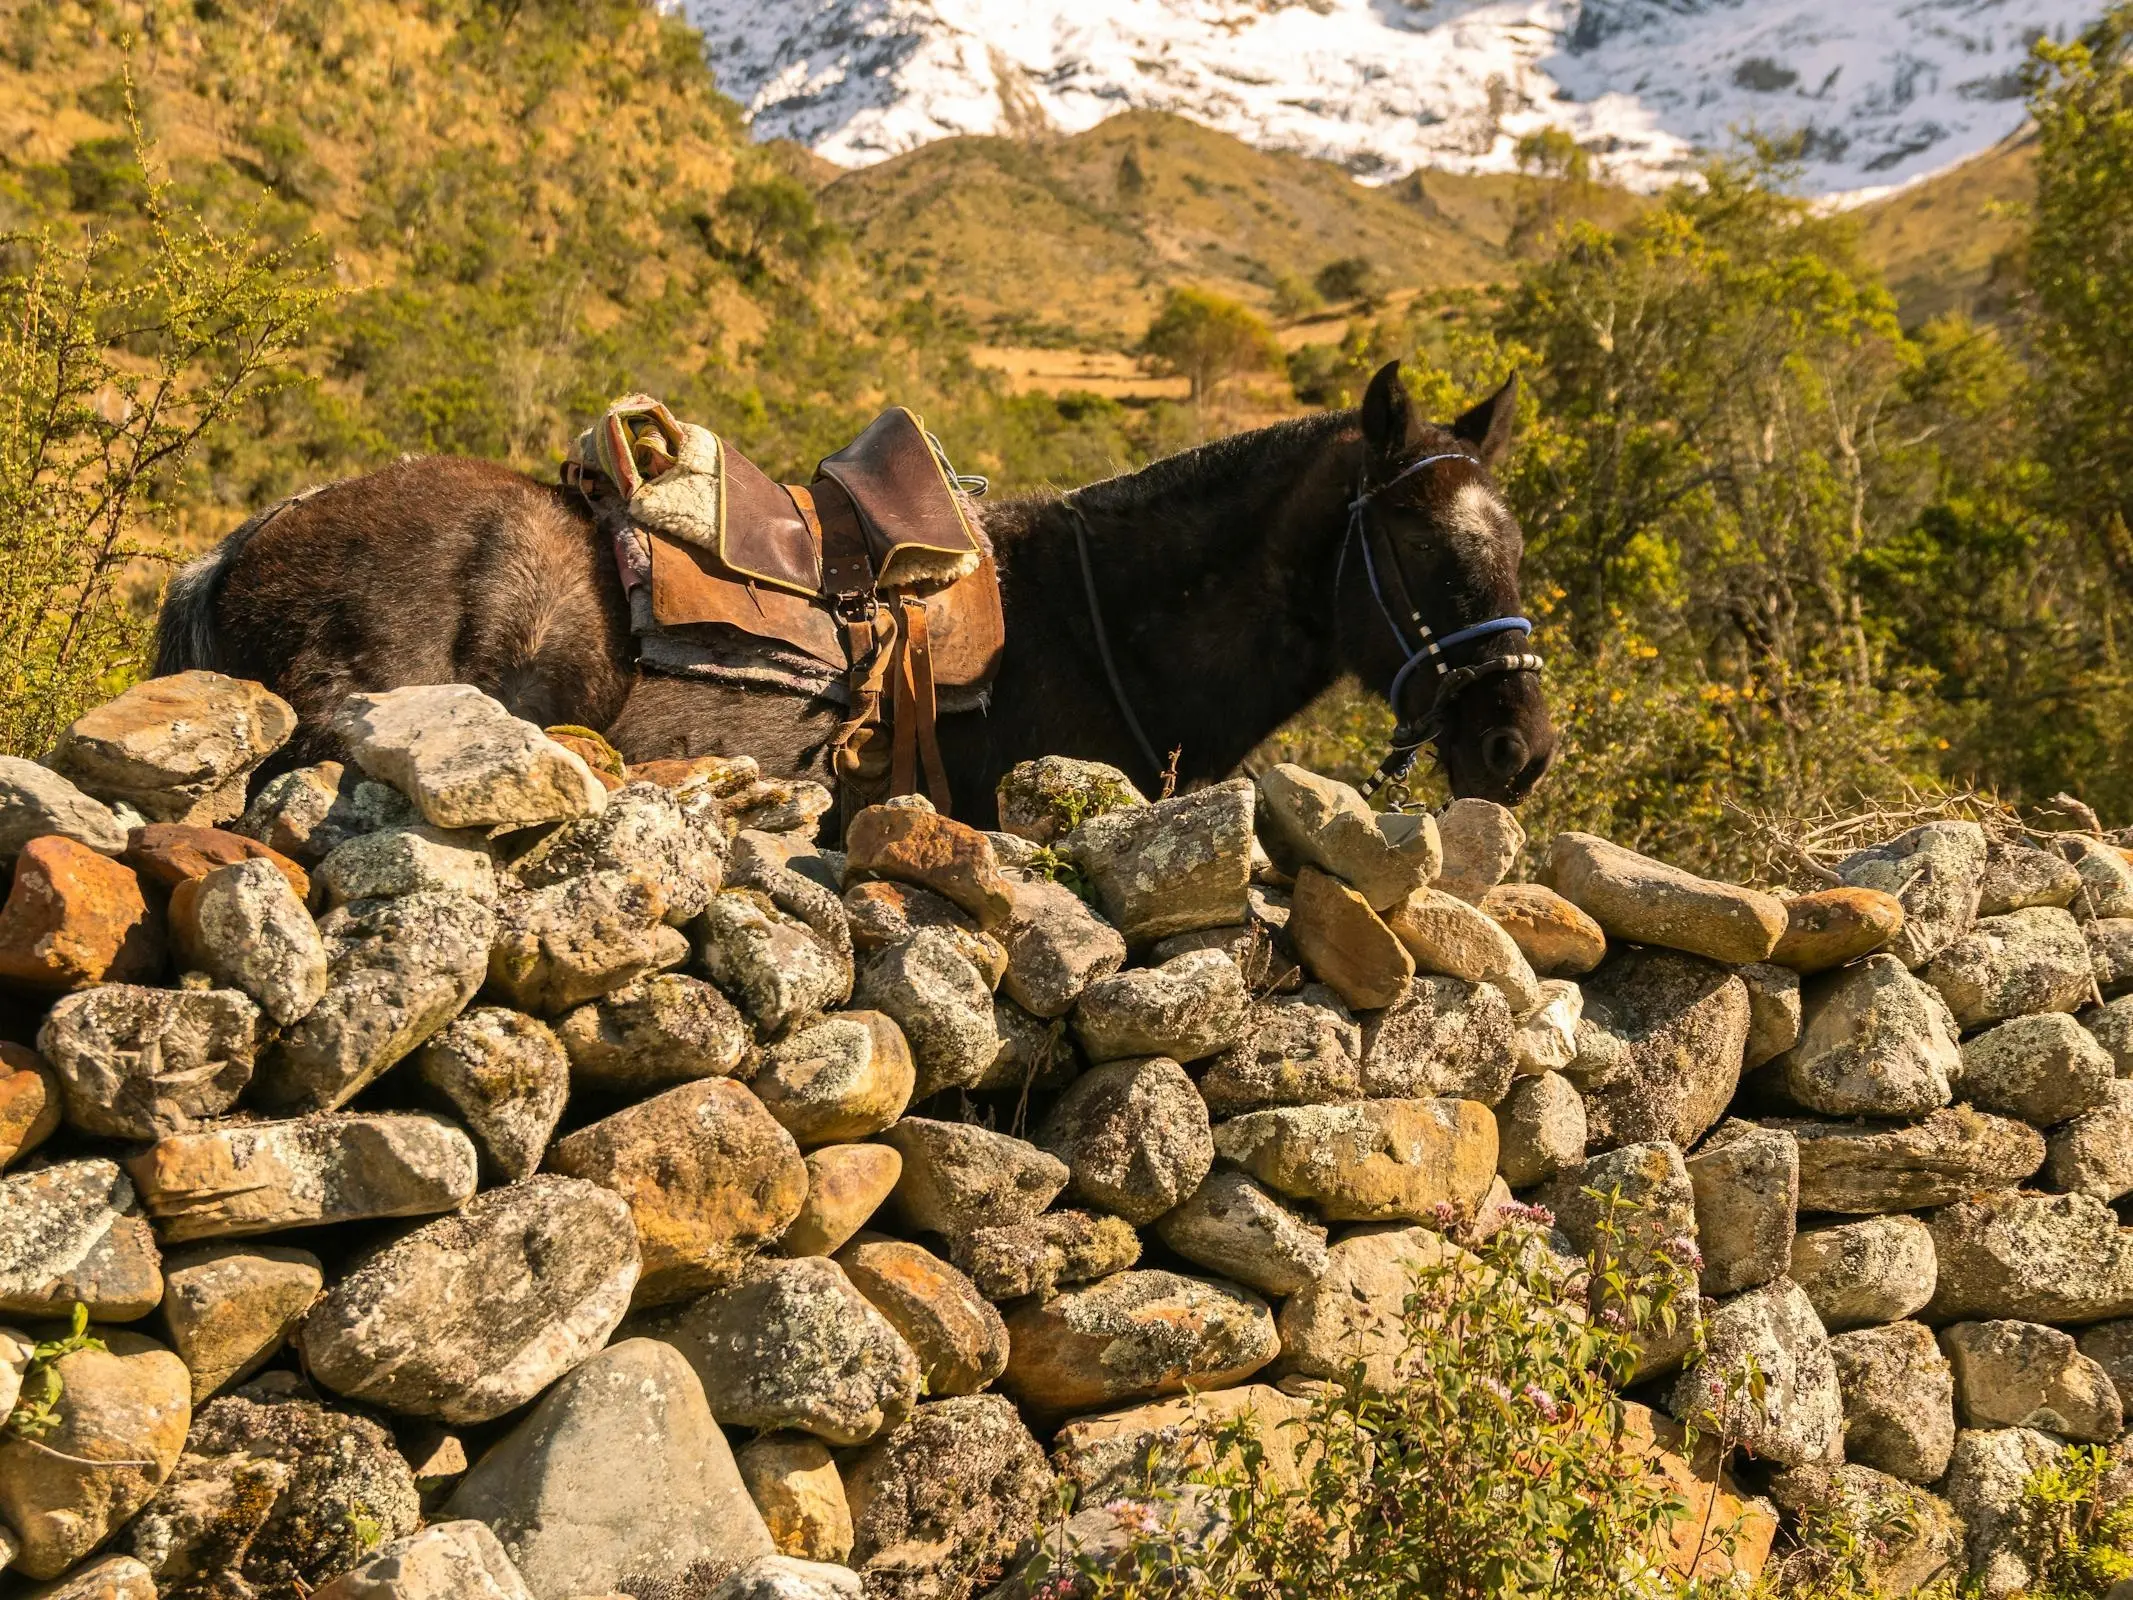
[845,806,1014,930]
[842,879,976,953]
[1621,1401,1778,1583]
[1285,865,1413,1010]
[123,823,310,902]
[1771,887,1906,974]
[1478,883,1606,977]
[549,734,627,792]
[627,754,761,796]
[0,837,160,991]
[0,1040,62,1168]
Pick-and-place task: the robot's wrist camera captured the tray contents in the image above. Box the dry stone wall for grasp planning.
[4,670,2133,1600]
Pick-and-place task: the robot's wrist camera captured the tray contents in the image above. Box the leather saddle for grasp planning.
[575,402,1004,815]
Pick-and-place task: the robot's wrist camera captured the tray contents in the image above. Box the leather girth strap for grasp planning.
[809,477,954,819]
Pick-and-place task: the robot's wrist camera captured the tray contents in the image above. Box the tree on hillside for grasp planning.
[2030,6,2133,598]
[1313,255,1380,306]
[1141,286,1282,402]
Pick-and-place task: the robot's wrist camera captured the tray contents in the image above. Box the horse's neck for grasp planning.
[989,414,1366,786]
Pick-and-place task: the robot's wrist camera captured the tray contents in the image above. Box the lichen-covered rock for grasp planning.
[127,1383,421,1600]
[0,836,161,991]
[1071,949,1248,1065]
[52,670,296,825]
[2063,834,2133,919]
[1685,1122,1797,1297]
[1961,1010,2116,1128]
[125,822,310,899]
[1941,1319,2123,1440]
[487,869,675,1016]
[556,972,750,1093]
[1836,821,1988,970]
[332,683,605,830]
[546,1078,807,1305]
[949,1210,1142,1301]
[309,1520,532,1600]
[413,1006,571,1182]
[1155,1169,1330,1297]
[1051,1384,1315,1505]
[0,1041,61,1170]
[2090,915,2133,993]
[236,762,415,866]
[0,754,127,860]
[1790,1215,1938,1331]
[1358,974,1516,1104]
[511,781,724,924]
[782,1144,903,1259]
[2081,992,2133,1074]
[737,1434,854,1563]
[838,1238,1009,1397]
[999,876,1127,1018]
[1275,1225,1478,1392]
[1479,883,1606,977]
[853,928,998,1099]
[1284,865,1414,1011]
[1214,1097,1497,1223]
[696,888,853,1037]
[977,995,1084,1094]
[1385,887,1540,1013]
[39,984,262,1139]
[1494,1071,1587,1187]
[1433,798,1523,903]
[1942,1426,2065,1599]
[1546,832,1787,965]
[258,889,495,1111]
[1980,840,2084,916]
[170,857,329,1024]
[1764,1464,1964,1599]
[879,1118,1069,1240]
[845,878,976,955]
[443,1338,774,1600]
[846,806,1014,929]
[752,1012,914,1147]
[1254,764,1439,910]
[127,1113,478,1242]
[2046,1080,2133,1202]
[1927,1189,2133,1323]
[1067,780,1254,944]
[0,1159,162,1320]
[1774,955,1959,1118]
[1001,1269,1277,1417]
[1921,905,2092,1029]
[1577,948,1750,1153]
[1199,987,1363,1116]
[297,1176,640,1422]
[2077,1321,2133,1416]
[1829,1321,1957,1483]
[1039,1055,1213,1225]
[314,823,497,908]
[1668,1278,1842,1468]
[160,1243,323,1401]
[1770,887,1906,973]
[1514,978,1584,1075]
[29,1555,158,1600]
[1784,1107,2045,1214]
[996,757,1146,846]
[635,1257,921,1445]
[842,1394,1051,1600]
[1739,962,1803,1070]
[0,1330,190,1579]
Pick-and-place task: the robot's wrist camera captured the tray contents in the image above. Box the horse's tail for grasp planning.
[153,487,325,677]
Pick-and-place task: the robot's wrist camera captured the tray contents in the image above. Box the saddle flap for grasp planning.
[924,551,1006,691]
[815,407,982,593]
[717,444,822,597]
[648,529,845,670]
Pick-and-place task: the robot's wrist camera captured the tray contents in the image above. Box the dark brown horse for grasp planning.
[154,362,1556,822]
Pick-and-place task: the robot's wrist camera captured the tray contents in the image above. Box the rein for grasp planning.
[1346,451,1543,799]
[1062,448,1544,797]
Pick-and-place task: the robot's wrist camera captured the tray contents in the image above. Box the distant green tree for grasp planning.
[1312,254,1379,306]
[1141,286,1282,402]
[713,173,837,281]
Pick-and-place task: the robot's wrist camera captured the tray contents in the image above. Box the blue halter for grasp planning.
[1346,452,1542,797]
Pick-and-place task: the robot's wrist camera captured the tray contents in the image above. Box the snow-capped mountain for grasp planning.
[682,0,2098,197]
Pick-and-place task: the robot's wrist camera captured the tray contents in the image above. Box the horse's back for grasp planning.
[165,456,632,763]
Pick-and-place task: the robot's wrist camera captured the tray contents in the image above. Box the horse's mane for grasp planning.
[1054,408,1358,528]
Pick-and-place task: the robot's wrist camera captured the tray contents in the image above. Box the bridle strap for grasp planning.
[1066,497,1167,785]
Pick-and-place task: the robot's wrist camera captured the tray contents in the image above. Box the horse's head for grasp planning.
[1344,360,1557,805]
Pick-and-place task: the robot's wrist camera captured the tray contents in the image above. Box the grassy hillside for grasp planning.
[1855,131,2035,324]
[818,110,1641,348]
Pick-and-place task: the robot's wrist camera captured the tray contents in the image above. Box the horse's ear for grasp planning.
[1361,361,1414,463]
[1451,372,1519,471]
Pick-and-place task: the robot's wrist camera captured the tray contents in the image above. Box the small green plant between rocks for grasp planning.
[5,1302,106,1442]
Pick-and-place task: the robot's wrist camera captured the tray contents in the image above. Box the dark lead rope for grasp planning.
[1066,497,1167,784]
[1346,452,1543,798]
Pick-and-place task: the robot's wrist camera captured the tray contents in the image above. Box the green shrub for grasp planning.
[1141,287,1283,402]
